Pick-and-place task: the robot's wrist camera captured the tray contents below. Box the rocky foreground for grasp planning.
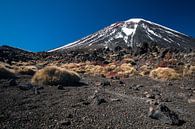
[0,74,195,129]
[0,45,195,129]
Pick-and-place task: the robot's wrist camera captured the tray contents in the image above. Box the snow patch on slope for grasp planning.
[122,27,134,36]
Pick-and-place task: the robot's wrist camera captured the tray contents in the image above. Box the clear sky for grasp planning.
[0,0,195,52]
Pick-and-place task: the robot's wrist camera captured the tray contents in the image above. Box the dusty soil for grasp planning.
[0,74,194,129]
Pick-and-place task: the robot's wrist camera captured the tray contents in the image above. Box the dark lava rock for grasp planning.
[145,93,155,99]
[66,114,73,118]
[59,120,71,126]
[102,81,111,86]
[82,101,91,106]
[18,83,33,91]
[159,48,170,59]
[131,84,143,91]
[58,85,65,90]
[119,80,124,85]
[8,79,17,86]
[93,97,107,105]
[148,104,182,125]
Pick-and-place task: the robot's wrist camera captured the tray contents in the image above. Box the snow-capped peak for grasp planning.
[49,18,194,52]
[125,18,189,37]
[125,18,144,23]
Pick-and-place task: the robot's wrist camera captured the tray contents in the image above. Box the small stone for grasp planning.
[59,120,71,126]
[0,114,5,120]
[66,114,73,118]
[167,82,173,86]
[146,94,155,99]
[82,101,90,105]
[9,79,17,86]
[95,82,102,86]
[93,96,107,105]
[133,86,139,91]
[58,85,65,90]
[119,80,124,84]
[110,98,121,102]
[148,104,182,125]
[18,84,33,91]
[132,84,143,91]
[102,81,111,86]
[97,98,107,105]
[146,99,159,105]
[188,96,195,104]
[37,86,44,90]
[163,98,172,102]
[33,87,40,94]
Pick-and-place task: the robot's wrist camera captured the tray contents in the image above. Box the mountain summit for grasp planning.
[49,18,195,52]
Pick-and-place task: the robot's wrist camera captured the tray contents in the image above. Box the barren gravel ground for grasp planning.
[0,74,195,129]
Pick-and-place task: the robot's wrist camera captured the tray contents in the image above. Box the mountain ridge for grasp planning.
[49,18,195,52]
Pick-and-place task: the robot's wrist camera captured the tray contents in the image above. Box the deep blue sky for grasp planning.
[0,0,195,52]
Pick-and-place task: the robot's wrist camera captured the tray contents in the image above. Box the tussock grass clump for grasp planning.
[183,65,195,76]
[31,66,81,86]
[139,65,151,76]
[84,65,105,75]
[149,67,180,80]
[0,64,16,79]
[119,63,137,75]
[61,63,86,73]
[15,66,38,75]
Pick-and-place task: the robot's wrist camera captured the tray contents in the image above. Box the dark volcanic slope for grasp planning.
[49,18,195,52]
[0,45,35,62]
[0,75,195,129]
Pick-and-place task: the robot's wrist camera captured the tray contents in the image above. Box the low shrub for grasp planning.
[15,66,38,75]
[31,66,80,86]
[149,67,180,80]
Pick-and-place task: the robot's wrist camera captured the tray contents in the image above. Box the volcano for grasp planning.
[49,18,195,52]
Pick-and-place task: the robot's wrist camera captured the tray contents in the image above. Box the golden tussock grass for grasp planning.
[119,63,137,75]
[139,65,151,76]
[31,66,80,86]
[15,66,38,75]
[149,67,180,80]
[183,65,195,76]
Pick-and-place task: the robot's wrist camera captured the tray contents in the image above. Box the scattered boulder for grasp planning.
[145,93,155,99]
[59,120,71,126]
[148,104,182,125]
[8,79,17,86]
[66,114,73,118]
[58,85,65,90]
[93,97,107,105]
[31,66,81,86]
[0,64,16,79]
[131,84,143,90]
[188,96,195,104]
[18,83,33,91]
[102,80,111,86]
[149,67,180,80]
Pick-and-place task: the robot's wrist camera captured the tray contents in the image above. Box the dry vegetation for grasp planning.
[31,66,81,86]
[59,62,138,78]
[183,65,195,76]
[14,65,38,75]
[149,67,180,80]
[139,65,151,76]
